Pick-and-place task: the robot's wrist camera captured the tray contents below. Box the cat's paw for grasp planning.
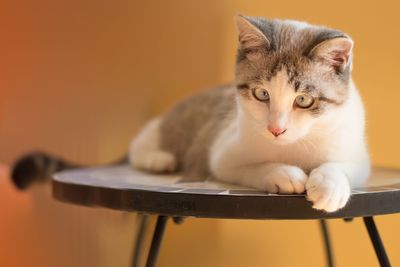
[131,150,176,173]
[306,164,351,212]
[263,165,307,194]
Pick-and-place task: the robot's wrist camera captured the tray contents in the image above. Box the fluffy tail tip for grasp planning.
[11,152,59,190]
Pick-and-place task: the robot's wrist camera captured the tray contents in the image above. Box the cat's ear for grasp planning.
[235,15,270,51]
[309,37,353,72]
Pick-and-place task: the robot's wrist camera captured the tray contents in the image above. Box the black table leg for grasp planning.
[320,220,335,267]
[132,214,150,267]
[145,216,169,267]
[363,217,391,267]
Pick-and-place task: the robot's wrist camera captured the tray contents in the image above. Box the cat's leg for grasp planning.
[129,117,176,173]
[212,162,308,194]
[306,160,370,212]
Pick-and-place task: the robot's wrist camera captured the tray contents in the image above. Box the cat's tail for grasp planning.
[11,151,127,190]
[11,152,78,190]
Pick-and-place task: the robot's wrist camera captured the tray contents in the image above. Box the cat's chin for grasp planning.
[264,135,297,145]
[273,139,295,145]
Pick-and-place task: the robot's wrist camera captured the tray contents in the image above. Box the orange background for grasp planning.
[1,0,400,266]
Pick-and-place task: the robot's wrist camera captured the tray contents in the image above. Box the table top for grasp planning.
[53,165,400,220]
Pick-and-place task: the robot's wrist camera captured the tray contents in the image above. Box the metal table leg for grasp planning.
[145,216,169,267]
[363,217,391,267]
[320,220,335,267]
[132,214,150,267]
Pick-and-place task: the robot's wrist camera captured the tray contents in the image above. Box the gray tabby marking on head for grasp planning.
[235,16,354,113]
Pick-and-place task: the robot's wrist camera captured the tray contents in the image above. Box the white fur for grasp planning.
[210,71,370,212]
[129,118,176,173]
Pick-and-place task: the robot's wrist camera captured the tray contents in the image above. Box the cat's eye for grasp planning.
[253,88,270,102]
[295,94,314,108]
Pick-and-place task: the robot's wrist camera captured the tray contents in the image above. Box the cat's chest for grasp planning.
[239,137,328,171]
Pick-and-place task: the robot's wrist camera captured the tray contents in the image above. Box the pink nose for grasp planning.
[268,126,286,137]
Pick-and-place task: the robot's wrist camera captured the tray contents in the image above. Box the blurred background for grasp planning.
[1,0,400,266]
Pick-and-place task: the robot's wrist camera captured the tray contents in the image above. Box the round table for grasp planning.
[53,165,400,267]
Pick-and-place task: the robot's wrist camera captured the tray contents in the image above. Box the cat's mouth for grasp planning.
[265,130,299,145]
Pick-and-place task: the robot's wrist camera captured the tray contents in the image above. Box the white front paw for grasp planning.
[306,164,351,212]
[263,165,307,194]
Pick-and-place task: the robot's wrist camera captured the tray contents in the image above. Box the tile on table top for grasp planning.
[180,188,227,194]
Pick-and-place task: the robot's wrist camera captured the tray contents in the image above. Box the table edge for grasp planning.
[52,179,400,220]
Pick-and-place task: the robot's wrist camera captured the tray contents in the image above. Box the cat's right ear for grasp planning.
[235,15,270,51]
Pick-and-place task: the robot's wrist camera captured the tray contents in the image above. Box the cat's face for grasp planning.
[235,16,353,144]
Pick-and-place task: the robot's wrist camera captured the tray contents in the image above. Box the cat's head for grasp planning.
[235,15,353,144]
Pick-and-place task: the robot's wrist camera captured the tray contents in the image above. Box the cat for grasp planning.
[129,15,370,212]
[11,15,370,213]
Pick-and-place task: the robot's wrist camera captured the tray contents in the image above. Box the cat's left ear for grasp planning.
[309,37,353,72]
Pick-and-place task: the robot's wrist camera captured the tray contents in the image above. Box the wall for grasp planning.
[1,0,399,266]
